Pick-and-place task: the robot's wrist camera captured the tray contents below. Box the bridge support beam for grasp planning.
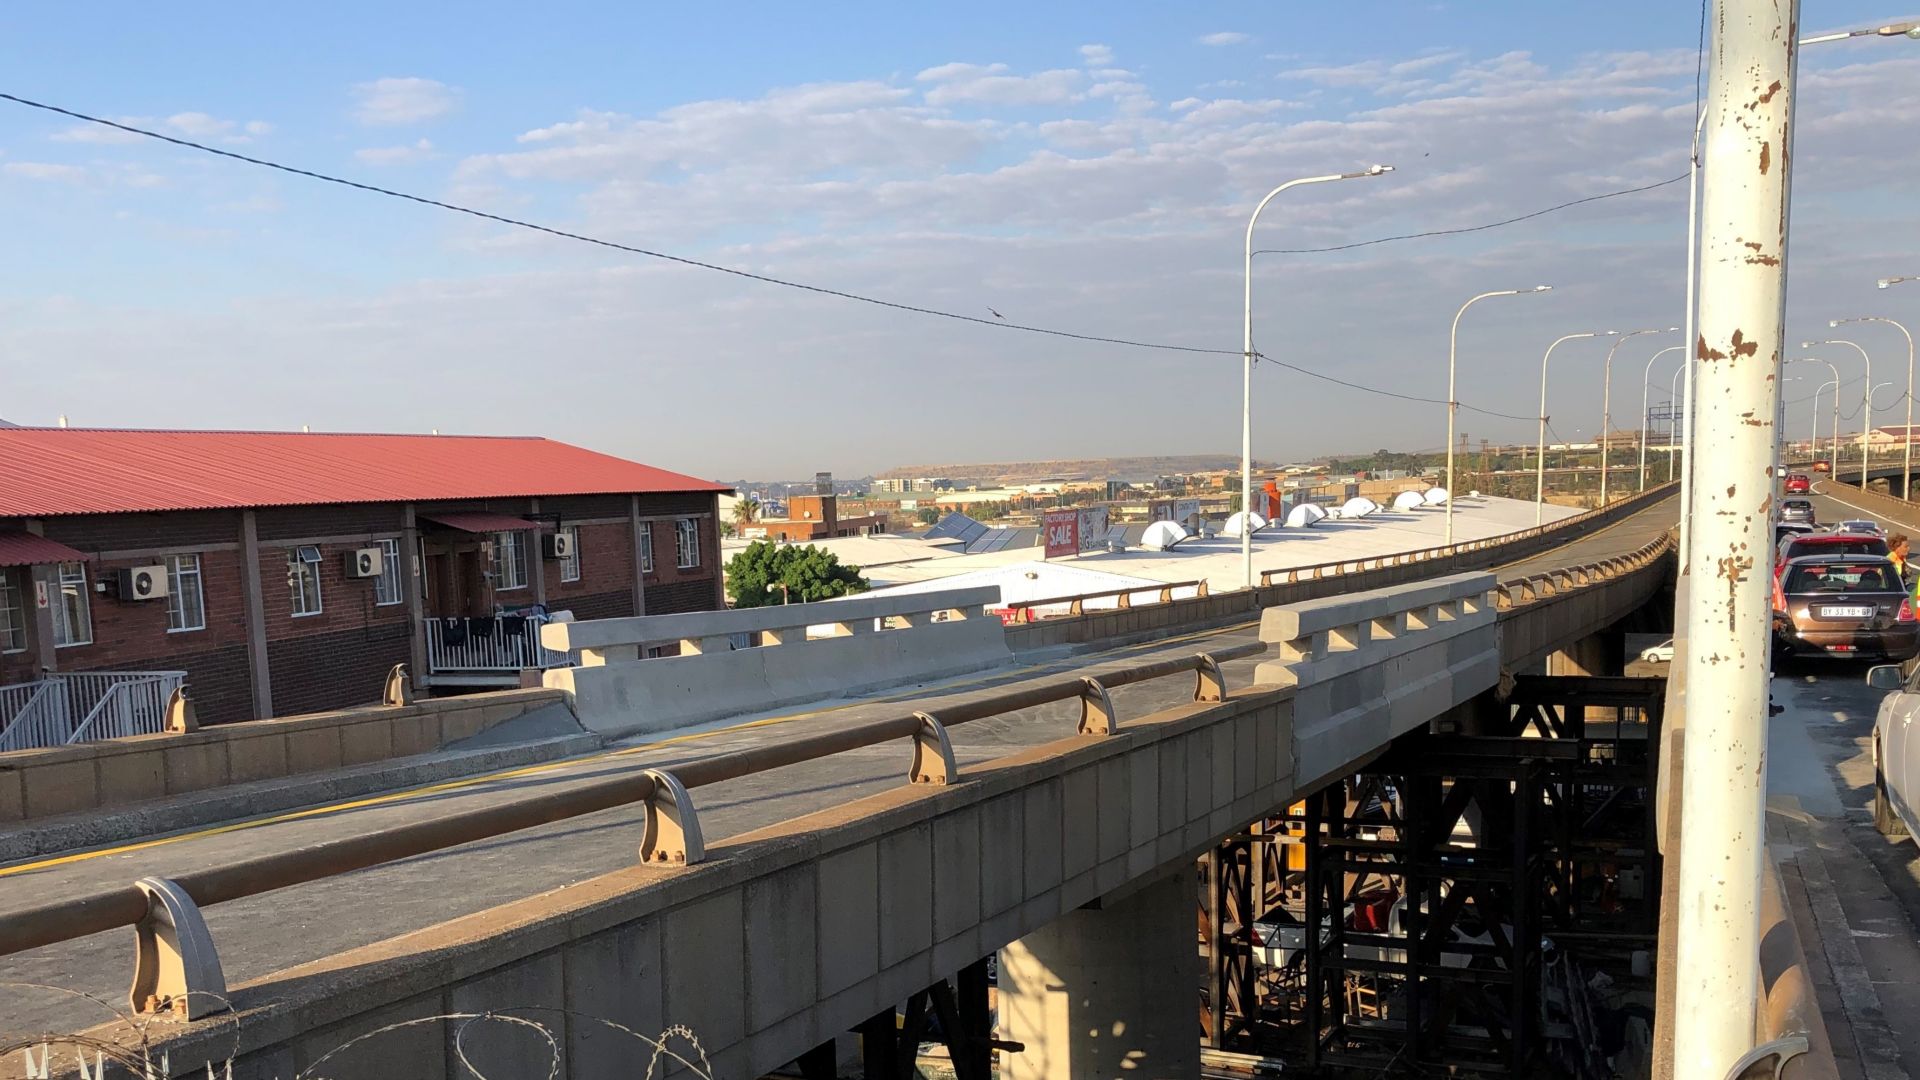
[1546,630,1620,678]
[998,869,1199,1080]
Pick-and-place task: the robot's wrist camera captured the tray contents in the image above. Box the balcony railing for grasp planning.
[424,613,569,684]
[0,671,187,752]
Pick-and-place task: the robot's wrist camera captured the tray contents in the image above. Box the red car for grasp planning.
[1785,473,1812,494]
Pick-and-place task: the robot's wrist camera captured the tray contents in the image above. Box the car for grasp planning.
[1638,639,1675,663]
[1779,498,1816,525]
[1776,530,1890,573]
[1772,554,1920,660]
[1838,519,1884,536]
[1775,521,1816,547]
[1868,663,1920,838]
[1812,460,1832,473]
[1785,473,1812,494]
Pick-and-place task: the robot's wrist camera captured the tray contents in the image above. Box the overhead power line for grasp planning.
[2,91,1684,423]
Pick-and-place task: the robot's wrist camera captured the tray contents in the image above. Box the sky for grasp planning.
[2,3,1917,479]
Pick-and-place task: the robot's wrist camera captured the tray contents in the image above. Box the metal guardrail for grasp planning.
[423,613,566,675]
[0,639,1265,1021]
[0,671,187,751]
[1491,530,1675,610]
[1002,579,1210,621]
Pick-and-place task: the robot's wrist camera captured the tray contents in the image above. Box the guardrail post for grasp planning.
[1078,677,1118,735]
[163,685,198,733]
[382,663,413,707]
[130,876,228,1021]
[639,769,706,865]
[1193,655,1227,703]
[910,712,959,785]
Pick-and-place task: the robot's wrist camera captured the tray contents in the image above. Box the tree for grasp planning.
[916,507,941,525]
[725,540,870,608]
[731,495,761,530]
[720,520,737,538]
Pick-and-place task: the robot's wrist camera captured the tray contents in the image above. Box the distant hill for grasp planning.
[877,455,1273,485]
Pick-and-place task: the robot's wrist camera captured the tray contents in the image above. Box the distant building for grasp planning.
[0,427,728,723]
[746,493,889,542]
[1869,425,1920,447]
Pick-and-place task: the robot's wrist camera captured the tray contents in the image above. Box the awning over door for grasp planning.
[419,511,543,533]
[0,532,92,567]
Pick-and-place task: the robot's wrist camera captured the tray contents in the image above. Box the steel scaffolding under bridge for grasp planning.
[1199,675,1664,1078]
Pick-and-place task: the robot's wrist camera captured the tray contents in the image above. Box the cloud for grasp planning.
[355,138,438,166]
[1197,32,1250,46]
[50,121,145,145]
[920,64,1083,107]
[49,112,270,145]
[1079,44,1115,67]
[352,77,459,125]
[3,162,89,182]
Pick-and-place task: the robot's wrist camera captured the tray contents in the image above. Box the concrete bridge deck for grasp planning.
[0,492,1678,1054]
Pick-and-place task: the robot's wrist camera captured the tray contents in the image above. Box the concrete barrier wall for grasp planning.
[1255,572,1500,792]
[544,587,1014,738]
[0,688,574,824]
[1005,483,1677,656]
[96,687,1300,1080]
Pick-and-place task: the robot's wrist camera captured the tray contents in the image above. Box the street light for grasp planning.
[1799,20,1920,44]
[1668,363,1688,482]
[1834,313,1917,498]
[1791,358,1843,473]
[1882,277,1919,289]
[1598,328,1678,507]
[1241,164,1394,589]
[1639,345,1684,491]
[1535,330,1616,524]
[1803,338,1874,484]
[1446,284,1552,544]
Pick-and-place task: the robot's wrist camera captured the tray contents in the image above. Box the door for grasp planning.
[1892,666,1920,830]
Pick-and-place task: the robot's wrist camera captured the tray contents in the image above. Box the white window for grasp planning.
[52,562,93,646]
[374,538,404,605]
[641,525,654,573]
[559,526,581,582]
[164,554,206,632]
[675,518,699,569]
[495,531,528,590]
[288,547,323,617]
[0,572,24,653]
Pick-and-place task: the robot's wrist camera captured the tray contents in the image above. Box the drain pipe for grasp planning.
[1672,2,1799,1077]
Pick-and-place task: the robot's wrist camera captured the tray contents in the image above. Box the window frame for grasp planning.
[641,525,654,574]
[675,518,699,569]
[0,570,25,653]
[494,531,528,591]
[288,549,324,618]
[164,553,207,633]
[373,538,405,606]
[558,525,582,583]
[52,561,93,647]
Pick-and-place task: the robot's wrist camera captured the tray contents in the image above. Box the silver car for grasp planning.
[1780,499,1816,525]
[1868,664,1920,836]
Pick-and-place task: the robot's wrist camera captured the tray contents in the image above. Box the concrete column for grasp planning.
[1546,631,1618,677]
[401,504,427,692]
[528,497,548,609]
[239,510,274,719]
[21,520,58,674]
[998,870,1199,1080]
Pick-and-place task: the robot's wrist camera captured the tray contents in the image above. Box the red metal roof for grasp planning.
[0,532,92,566]
[420,511,544,533]
[0,428,729,518]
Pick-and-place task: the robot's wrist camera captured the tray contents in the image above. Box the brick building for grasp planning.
[0,428,728,725]
[745,494,889,542]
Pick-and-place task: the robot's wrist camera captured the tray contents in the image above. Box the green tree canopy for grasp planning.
[725,540,871,608]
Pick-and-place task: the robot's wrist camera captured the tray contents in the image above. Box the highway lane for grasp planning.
[0,495,1679,1038]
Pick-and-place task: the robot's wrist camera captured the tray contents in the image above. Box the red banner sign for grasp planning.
[1043,509,1079,558]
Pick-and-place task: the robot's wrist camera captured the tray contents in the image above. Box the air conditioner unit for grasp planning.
[346,547,385,579]
[116,565,169,601]
[543,532,574,560]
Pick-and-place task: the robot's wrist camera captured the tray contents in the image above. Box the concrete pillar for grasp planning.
[238,510,274,719]
[998,870,1199,1080]
[628,496,649,617]
[401,504,427,692]
[1546,631,1619,677]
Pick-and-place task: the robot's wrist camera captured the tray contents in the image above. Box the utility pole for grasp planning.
[1672,2,1798,1077]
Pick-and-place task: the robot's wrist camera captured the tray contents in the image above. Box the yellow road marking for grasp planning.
[4,503,1672,878]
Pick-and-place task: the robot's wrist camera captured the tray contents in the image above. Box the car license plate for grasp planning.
[1819,605,1874,619]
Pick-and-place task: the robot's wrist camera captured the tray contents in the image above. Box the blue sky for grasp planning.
[3,4,1917,477]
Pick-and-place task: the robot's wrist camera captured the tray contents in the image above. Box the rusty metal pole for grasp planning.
[1672,2,1798,1076]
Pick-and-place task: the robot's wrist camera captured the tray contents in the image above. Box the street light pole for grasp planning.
[1535,331,1613,524]
[1785,357,1840,466]
[1673,2,1798,1073]
[1447,285,1551,544]
[1835,314,1916,498]
[1804,338,1873,485]
[1241,165,1393,590]
[1599,328,1676,507]
[1640,345,1684,490]
[1669,363,1688,481]
[1813,377,1837,460]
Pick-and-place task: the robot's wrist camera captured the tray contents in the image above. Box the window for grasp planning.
[559,526,581,582]
[0,572,24,653]
[288,547,323,617]
[374,538,404,605]
[641,525,654,574]
[494,531,528,590]
[164,554,206,632]
[675,518,700,569]
[52,562,92,646]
